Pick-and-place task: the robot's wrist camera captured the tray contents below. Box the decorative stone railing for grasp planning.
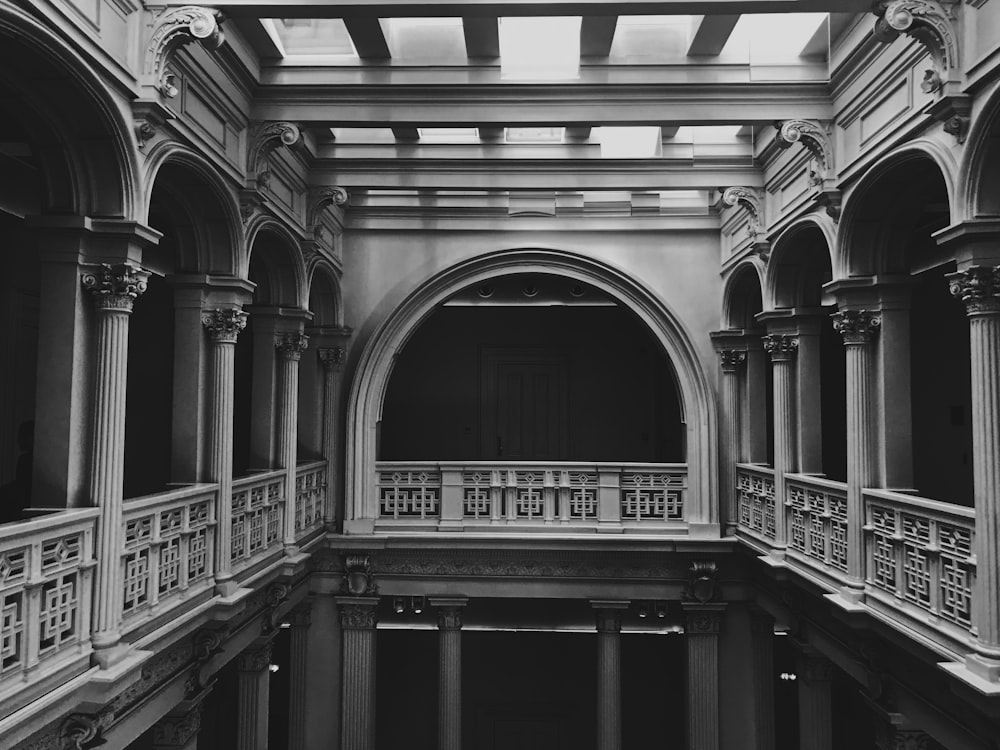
[736,464,776,541]
[294,460,328,540]
[785,474,849,574]
[375,462,687,531]
[231,469,286,573]
[0,508,99,717]
[863,489,975,632]
[121,485,217,630]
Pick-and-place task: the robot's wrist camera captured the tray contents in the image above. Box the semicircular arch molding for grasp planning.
[959,77,1000,219]
[764,214,837,311]
[722,258,766,330]
[307,260,344,328]
[0,3,138,219]
[246,217,307,309]
[345,247,719,531]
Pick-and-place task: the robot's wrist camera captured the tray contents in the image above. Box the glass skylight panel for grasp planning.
[721,13,829,61]
[418,128,481,142]
[499,17,582,80]
[506,128,565,143]
[329,128,397,143]
[384,18,466,60]
[273,19,357,56]
[595,127,662,158]
[610,15,692,59]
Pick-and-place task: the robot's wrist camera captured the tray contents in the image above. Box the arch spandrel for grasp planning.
[345,248,719,533]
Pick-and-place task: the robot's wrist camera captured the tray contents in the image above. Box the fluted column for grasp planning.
[338,596,379,750]
[277,333,308,552]
[81,263,149,664]
[719,350,747,534]
[593,602,627,750]
[683,603,726,750]
[318,346,345,525]
[832,309,881,595]
[287,602,312,750]
[949,266,1000,679]
[202,309,248,594]
[152,688,212,750]
[237,641,273,750]
[763,335,798,552]
[435,601,465,750]
[748,609,775,750]
[797,649,833,750]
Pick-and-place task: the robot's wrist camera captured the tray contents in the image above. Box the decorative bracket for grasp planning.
[239,188,266,226]
[144,6,225,98]
[773,120,834,181]
[343,554,378,596]
[872,0,960,96]
[683,561,720,603]
[248,121,302,189]
[720,186,768,252]
[62,711,114,750]
[307,186,349,238]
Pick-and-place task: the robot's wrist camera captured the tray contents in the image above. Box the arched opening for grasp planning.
[767,225,846,481]
[298,267,343,461]
[841,153,971,504]
[380,273,684,462]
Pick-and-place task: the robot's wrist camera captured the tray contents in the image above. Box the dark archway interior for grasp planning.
[380,274,684,463]
[726,267,772,466]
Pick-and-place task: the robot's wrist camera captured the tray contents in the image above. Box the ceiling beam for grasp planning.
[687,15,741,56]
[580,16,618,57]
[344,17,391,58]
[565,126,592,140]
[153,0,875,18]
[463,16,500,57]
[392,127,421,140]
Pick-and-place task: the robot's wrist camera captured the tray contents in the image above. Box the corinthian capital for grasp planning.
[276,333,309,360]
[948,266,1000,315]
[318,346,346,372]
[237,641,272,673]
[762,334,799,360]
[831,309,882,345]
[145,6,225,98]
[81,263,149,312]
[202,308,248,343]
[719,349,747,372]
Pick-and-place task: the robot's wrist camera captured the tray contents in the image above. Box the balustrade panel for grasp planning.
[785,475,849,573]
[231,470,286,573]
[294,460,328,540]
[736,465,776,541]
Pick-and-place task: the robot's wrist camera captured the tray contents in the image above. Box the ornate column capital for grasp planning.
[237,641,273,673]
[762,334,799,361]
[948,266,1000,315]
[799,650,834,682]
[595,608,623,634]
[682,603,726,634]
[81,262,149,312]
[339,599,379,630]
[832,309,882,345]
[145,6,225,98]
[276,332,309,361]
[719,349,748,373]
[152,691,210,749]
[202,308,248,343]
[290,602,313,629]
[438,606,464,631]
[318,346,346,372]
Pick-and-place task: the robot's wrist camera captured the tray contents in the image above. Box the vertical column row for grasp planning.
[763,334,798,553]
[287,602,313,750]
[339,596,380,750]
[435,599,466,750]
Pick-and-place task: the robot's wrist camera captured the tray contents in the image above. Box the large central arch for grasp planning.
[345,248,719,534]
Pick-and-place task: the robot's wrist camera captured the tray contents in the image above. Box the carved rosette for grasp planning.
[872,0,958,94]
[237,642,273,673]
[318,346,346,372]
[340,602,378,630]
[438,606,464,631]
[275,333,309,361]
[773,120,834,181]
[720,186,765,238]
[81,263,150,312]
[62,711,114,750]
[595,608,623,634]
[948,266,1000,315]
[202,308,248,344]
[719,349,747,373]
[685,611,722,635]
[832,309,882,345]
[762,334,799,361]
[249,121,303,185]
[145,6,225,98]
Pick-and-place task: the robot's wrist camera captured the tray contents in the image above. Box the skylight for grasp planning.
[595,127,662,158]
[506,128,565,143]
[272,19,357,57]
[418,128,481,142]
[384,17,466,60]
[721,13,829,61]
[499,17,582,80]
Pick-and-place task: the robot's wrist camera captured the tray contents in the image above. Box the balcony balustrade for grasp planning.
[375,461,688,532]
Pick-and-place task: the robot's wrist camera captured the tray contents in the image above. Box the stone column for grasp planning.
[202,309,248,595]
[152,689,212,750]
[593,602,627,750]
[338,596,379,750]
[434,599,466,750]
[718,349,747,534]
[81,263,149,665]
[683,603,726,750]
[832,309,881,596]
[276,333,308,552]
[286,602,312,750]
[949,266,1000,680]
[318,346,346,525]
[748,609,775,750]
[797,648,833,750]
[763,334,798,552]
[237,641,273,750]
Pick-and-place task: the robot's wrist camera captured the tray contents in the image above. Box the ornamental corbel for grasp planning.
[239,189,266,226]
[144,6,225,99]
[343,554,378,596]
[307,186,349,237]
[247,121,303,188]
[773,120,835,183]
[62,711,114,750]
[720,186,766,242]
[872,0,960,95]
[683,561,720,603]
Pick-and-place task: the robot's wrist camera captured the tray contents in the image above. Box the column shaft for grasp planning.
[437,606,463,750]
[339,597,379,750]
[719,351,746,533]
[237,642,272,750]
[318,347,345,525]
[684,603,725,750]
[288,604,312,750]
[797,651,833,750]
[764,335,798,550]
[749,610,775,750]
[276,334,307,550]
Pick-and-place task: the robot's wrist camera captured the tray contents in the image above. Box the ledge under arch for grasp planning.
[345,247,720,535]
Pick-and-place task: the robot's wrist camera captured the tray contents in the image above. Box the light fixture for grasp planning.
[412,596,424,614]
[779,672,797,681]
[638,603,649,619]
[279,621,291,629]
[655,602,667,619]
[268,663,280,673]
[394,597,405,614]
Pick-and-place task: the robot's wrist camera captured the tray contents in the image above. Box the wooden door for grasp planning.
[481,349,568,460]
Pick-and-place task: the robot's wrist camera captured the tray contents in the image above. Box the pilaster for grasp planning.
[592,600,628,750]
[237,641,273,750]
[338,595,379,750]
[797,648,833,750]
[287,602,312,750]
[276,331,309,552]
[683,602,726,750]
[316,333,351,526]
[748,608,776,750]
[762,332,799,554]
[432,597,467,750]
[711,334,748,534]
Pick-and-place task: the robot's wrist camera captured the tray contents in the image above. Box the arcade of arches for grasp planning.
[2,1,1000,749]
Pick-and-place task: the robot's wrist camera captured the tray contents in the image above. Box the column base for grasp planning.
[91,642,134,670]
